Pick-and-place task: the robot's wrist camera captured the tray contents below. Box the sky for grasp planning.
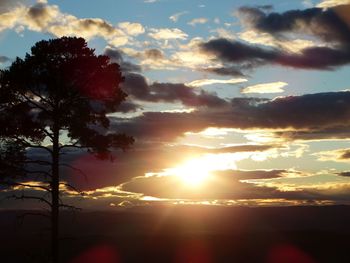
[1,0,350,209]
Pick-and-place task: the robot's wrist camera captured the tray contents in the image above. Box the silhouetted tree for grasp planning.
[0,140,26,179]
[0,37,134,263]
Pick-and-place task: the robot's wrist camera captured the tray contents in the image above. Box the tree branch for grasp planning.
[30,89,54,109]
[59,163,88,182]
[19,92,51,115]
[13,136,53,154]
[59,144,85,151]
[59,204,81,211]
[38,127,54,140]
[3,181,51,192]
[59,182,84,195]
[24,159,52,166]
[8,194,52,207]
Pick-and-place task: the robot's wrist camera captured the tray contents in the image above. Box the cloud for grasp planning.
[0,1,146,48]
[243,175,350,201]
[200,38,350,71]
[121,73,228,108]
[191,5,350,74]
[186,78,247,87]
[103,47,143,112]
[238,30,319,53]
[314,148,350,162]
[126,48,164,61]
[200,38,276,62]
[21,2,127,43]
[0,55,11,64]
[241,81,288,94]
[188,17,208,26]
[144,0,158,3]
[42,143,280,192]
[110,91,350,143]
[169,11,188,22]
[116,101,141,113]
[237,5,350,46]
[226,91,350,130]
[0,0,25,13]
[117,169,287,199]
[202,66,245,77]
[173,144,277,155]
[4,145,350,208]
[336,171,350,177]
[118,47,177,71]
[118,22,145,36]
[114,168,337,202]
[104,47,141,73]
[275,127,350,141]
[214,28,236,39]
[148,28,188,40]
[302,0,314,8]
[143,48,164,60]
[0,4,26,32]
[317,0,350,8]
[171,49,216,69]
[5,170,350,208]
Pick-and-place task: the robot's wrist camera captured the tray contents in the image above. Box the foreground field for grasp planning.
[1,205,350,262]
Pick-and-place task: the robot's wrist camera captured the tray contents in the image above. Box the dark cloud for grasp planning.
[200,38,350,70]
[26,2,53,29]
[17,143,277,192]
[275,127,350,141]
[110,91,350,142]
[12,144,169,191]
[256,5,273,11]
[104,47,141,73]
[116,100,141,113]
[200,5,350,74]
[144,48,164,60]
[117,169,328,201]
[120,72,149,98]
[110,112,209,142]
[121,72,228,108]
[202,66,245,77]
[78,19,114,34]
[227,91,350,129]
[277,46,350,69]
[340,150,350,160]
[104,48,227,109]
[175,144,276,154]
[0,55,10,64]
[149,82,228,107]
[337,171,350,177]
[200,38,277,62]
[238,5,350,45]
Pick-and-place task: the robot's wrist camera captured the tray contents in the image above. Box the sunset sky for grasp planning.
[1,0,350,209]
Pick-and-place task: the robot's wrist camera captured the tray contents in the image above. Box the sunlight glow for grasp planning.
[165,154,238,187]
[170,159,212,187]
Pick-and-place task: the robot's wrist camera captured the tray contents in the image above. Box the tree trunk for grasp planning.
[51,125,60,263]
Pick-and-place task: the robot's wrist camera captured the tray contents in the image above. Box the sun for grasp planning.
[165,153,238,188]
[168,158,212,187]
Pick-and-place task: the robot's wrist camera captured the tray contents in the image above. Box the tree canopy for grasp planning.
[0,37,133,155]
[0,36,134,262]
